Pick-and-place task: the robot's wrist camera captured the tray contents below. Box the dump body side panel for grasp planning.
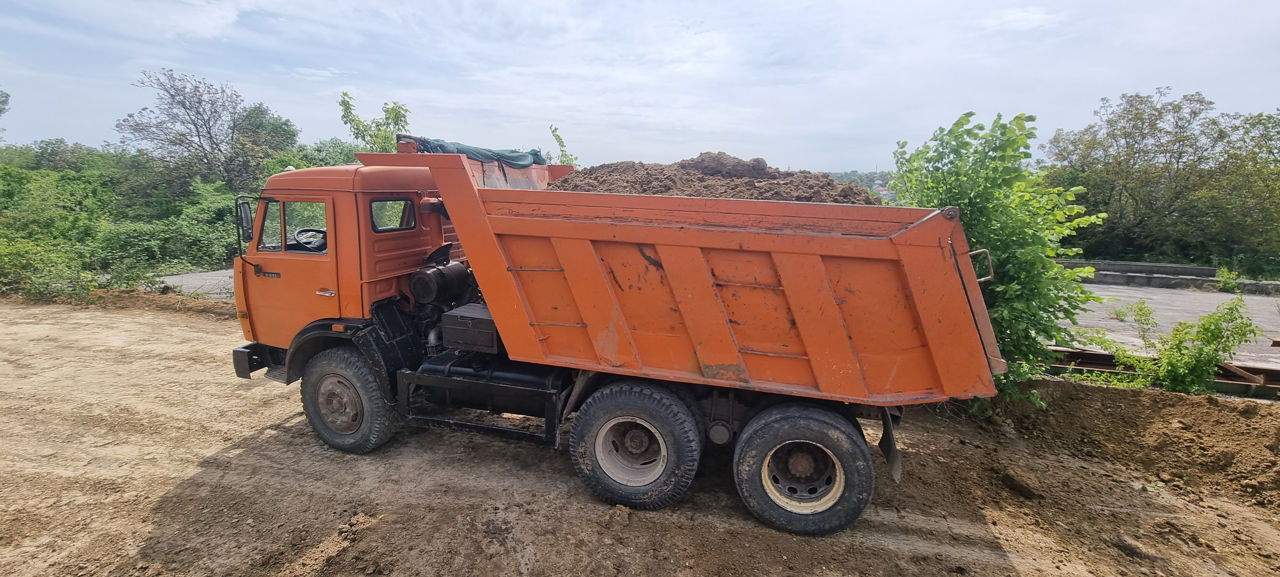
[367,153,1001,406]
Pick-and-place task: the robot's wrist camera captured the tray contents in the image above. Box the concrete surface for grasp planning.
[1060,259,1218,277]
[161,269,233,300]
[1076,285,1280,368]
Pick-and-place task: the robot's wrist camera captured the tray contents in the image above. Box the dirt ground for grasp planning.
[549,152,878,205]
[3,300,1279,577]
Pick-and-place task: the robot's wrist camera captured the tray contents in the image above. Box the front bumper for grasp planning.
[232,343,269,379]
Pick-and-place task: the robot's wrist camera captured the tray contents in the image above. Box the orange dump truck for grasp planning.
[231,141,1005,535]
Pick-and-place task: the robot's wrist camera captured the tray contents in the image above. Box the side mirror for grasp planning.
[237,201,254,243]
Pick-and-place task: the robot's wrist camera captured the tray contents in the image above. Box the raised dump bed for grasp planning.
[364,152,1005,406]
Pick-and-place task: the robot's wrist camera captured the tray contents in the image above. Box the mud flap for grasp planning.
[879,407,903,482]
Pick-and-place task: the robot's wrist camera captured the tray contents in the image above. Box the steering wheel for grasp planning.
[293,228,327,252]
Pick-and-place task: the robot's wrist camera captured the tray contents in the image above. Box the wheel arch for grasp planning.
[284,320,367,383]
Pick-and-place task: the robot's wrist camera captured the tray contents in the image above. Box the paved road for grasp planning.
[161,269,1279,366]
[1077,285,1279,368]
[161,269,234,300]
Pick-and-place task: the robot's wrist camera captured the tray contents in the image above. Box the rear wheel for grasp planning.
[301,347,399,454]
[733,404,873,535]
[569,382,702,510]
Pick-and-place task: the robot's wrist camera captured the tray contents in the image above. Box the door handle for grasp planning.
[316,290,335,297]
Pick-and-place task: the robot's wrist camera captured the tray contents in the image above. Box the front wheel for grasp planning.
[300,347,399,454]
[733,404,874,535]
[569,382,702,510]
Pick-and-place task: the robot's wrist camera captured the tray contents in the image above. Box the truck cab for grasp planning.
[234,165,443,352]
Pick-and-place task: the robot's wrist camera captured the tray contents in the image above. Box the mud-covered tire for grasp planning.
[569,382,702,510]
[300,346,399,454]
[733,404,874,536]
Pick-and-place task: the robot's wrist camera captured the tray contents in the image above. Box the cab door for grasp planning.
[241,195,340,348]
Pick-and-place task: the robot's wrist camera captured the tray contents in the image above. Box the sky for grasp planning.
[0,0,1277,171]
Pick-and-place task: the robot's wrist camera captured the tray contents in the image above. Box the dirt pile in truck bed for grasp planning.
[549,152,879,205]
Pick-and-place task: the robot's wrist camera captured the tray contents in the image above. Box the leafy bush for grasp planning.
[0,153,239,298]
[0,238,93,297]
[891,112,1106,398]
[1081,298,1262,394]
[1215,266,1240,293]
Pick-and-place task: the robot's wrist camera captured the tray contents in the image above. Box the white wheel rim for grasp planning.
[761,440,845,514]
[595,416,668,486]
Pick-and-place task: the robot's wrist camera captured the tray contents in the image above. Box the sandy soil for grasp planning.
[2,300,1279,577]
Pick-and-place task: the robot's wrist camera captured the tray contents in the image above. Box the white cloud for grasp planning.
[980,7,1063,32]
[288,67,340,82]
[2,1,1279,170]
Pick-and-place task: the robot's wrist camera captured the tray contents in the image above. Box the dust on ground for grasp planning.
[549,152,879,205]
[2,301,1279,576]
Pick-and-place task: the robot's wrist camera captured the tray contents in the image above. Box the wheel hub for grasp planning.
[624,429,651,453]
[595,417,668,487]
[762,440,845,514]
[788,452,816,477]
[317,375,363,435]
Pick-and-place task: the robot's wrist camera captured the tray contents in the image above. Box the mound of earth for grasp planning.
[996,378,1280,507]
[549,152,878,205]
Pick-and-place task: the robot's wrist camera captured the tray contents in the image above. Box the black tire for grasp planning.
[569,382,702,510]
[733,404,874,536]
[300,347,399,454]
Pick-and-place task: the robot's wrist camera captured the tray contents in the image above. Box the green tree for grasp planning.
[338,92,409,152]
[0,87,9,140]
[892,112,1106,396]
[1043,90,1280,276]
[225,103,299,191]
[116,69,242,178]
[295,137,361,167]
[829,170,889,190]
[116,69,297,192]
[1205,110,1280,275]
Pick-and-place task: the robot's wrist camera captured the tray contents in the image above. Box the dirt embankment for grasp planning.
[549,152,878,205]
[999,379,1280,508]
[1,302,1278,577]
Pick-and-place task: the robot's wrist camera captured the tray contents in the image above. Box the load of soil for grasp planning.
[549,152,878,205]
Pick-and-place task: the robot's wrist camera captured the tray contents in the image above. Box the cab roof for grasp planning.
[262,163,438,194]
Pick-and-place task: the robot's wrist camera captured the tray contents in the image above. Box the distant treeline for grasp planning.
[0,76,1276,299]
[842,90,1279,278]
[0,69,405,297]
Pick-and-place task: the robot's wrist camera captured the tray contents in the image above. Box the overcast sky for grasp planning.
[1,0,1277,171]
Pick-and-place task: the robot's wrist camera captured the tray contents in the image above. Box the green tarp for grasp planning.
[398,134,547,168]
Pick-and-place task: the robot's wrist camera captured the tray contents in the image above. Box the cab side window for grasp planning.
[285,201,328,253]
[257,201,282,252]
[371,199,415,232]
